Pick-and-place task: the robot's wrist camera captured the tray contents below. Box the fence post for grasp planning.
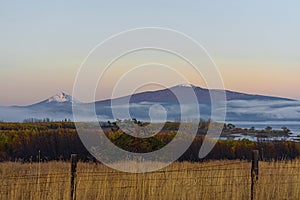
[251,150,259,200]
[70,154,78,200]
[260,147,264,161]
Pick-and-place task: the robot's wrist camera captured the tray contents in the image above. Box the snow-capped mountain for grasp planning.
[46,92,79,104]
[0,92,79,122]
[27,92,80,107]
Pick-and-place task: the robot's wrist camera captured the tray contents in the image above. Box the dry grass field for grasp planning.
[1,159,300,200]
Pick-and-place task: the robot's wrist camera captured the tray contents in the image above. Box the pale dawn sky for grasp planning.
[0,1,299,105]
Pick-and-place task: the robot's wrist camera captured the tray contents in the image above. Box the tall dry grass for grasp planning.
[0,159,300,200]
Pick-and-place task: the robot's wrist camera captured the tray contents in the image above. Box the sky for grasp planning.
[0,0,299,105]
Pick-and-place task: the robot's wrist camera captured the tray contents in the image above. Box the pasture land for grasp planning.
[1,159,300,199]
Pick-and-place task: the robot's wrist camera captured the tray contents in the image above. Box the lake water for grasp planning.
[221,121,300,142]
[229,121,300,135]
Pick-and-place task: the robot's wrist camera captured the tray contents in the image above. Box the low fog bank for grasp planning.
[0,99,299,123]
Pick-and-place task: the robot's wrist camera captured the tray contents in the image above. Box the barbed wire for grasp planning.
[0,172,69,179]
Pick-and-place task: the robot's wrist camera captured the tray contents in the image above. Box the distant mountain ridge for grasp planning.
[0,84,299,122]
[94,84,294,106]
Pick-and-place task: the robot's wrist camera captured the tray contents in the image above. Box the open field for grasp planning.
[1,160,300,200]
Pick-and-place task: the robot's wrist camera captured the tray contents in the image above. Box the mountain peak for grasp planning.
[47,92,75,103]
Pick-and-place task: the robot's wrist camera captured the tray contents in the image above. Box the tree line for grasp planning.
[0,121,299,162]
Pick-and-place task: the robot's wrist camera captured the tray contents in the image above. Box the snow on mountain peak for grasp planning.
[177,84,194,88]
[47,92,75,103]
